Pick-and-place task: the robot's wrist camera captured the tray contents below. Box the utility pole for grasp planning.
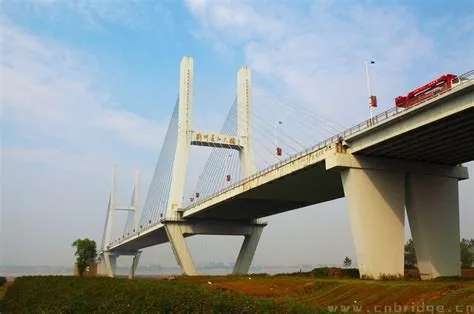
[365,60,376,119]
[274,121,282,157]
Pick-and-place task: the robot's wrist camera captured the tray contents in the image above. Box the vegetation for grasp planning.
[405,238,474,269]
[343,256,352,268]
[0,277,6,287]
[72,238,97,276]
[404,239,417,268]
[2,276,316,313]
[461,238,474,268]
[274,267,360,279]
[0,280,13,312]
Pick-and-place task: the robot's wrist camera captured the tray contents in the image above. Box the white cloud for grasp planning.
[0,18,163,152]
[184,0,472,127]
[6,0,168,31]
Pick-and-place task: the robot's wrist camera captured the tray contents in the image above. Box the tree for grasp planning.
[461,238,474,268]
[404,239,417,268]
[72,238,97,276]
[343,256,352,268]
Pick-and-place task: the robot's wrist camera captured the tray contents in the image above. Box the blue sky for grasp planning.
[1,0,473,269]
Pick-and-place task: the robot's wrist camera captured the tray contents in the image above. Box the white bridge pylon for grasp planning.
[166,56,256,219]
[97,166,141,278]
[98,56,266,277]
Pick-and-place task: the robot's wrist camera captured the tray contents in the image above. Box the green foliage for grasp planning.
[0,277,6,287]
[342,268,360,278]
[72,238,97,276]
[343,256,352,268]
[461,238,474,268]
[2,276,318,313]
[404,239,417,268]
[379,274,404,281]
[311,267,330,278]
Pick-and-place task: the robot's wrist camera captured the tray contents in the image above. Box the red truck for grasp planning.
[395,73,460,108]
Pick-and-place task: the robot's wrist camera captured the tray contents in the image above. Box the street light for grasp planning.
[365,60,377,119]
[225,154,232,184]
[275,121,283,156]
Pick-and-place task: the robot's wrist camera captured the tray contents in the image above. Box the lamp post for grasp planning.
[275,121,283,157]
[225,154,232,185]
[365,60,376,119]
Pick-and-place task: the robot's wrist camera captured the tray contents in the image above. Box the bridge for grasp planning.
[97,57,474,280]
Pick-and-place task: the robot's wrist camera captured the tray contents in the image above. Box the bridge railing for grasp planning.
[183,70,474,212]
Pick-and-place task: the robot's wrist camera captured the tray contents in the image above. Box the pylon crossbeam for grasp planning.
[191,132,242,150]
[115,206,136,211]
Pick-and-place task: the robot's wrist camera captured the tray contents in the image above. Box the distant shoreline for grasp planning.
[1,264,322,277]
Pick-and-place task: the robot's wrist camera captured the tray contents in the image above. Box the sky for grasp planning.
[1,0,473,270]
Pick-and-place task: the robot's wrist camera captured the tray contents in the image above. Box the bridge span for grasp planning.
[98,57,474,280]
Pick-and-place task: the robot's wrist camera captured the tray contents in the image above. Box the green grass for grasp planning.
[3,276,324,313]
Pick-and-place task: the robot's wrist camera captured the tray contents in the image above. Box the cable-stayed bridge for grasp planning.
[97,57,474,280]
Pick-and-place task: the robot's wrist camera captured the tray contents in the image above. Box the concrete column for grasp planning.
[406,173,461,280]
[128,252,142,280]
[104,253,117,278]
[165,223,197,276]
[97,257,105,276]
[341,168,405,279]
[232,225,264,275]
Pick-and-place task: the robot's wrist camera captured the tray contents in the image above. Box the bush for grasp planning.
[379,274,404,281]
[3,276,317,313]
[0,277,6,287]
[311,267,330,278]
[342,268,360,278]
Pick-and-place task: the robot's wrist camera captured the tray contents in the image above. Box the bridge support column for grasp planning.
[341,168,406,279]
[406,174,460,279]
[328,153,468,280]
[233,225,264,275]
[103,252,117,278]
[165,223,198,276]
[97,256,105,276]
[164,219,267,276]
[128,252,142,280]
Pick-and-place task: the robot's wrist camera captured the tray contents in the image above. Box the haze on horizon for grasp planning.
[1,0,473,270]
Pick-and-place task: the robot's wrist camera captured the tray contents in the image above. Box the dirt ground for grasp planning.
[176,274,474,311]
[462,268,474,278]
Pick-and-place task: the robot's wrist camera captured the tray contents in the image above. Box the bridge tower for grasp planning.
[97,167,142,278]
[163,57,265,276]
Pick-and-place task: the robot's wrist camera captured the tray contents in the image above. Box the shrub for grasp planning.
[342,268,360,278]
[0,277,6,287]
[3,276,317,313]
[311,267,330,278]
[379,273,404,281]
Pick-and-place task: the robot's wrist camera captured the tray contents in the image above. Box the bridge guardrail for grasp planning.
[113,70,473,246]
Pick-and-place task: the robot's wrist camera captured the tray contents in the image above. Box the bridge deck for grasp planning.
[183,81,473,220]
